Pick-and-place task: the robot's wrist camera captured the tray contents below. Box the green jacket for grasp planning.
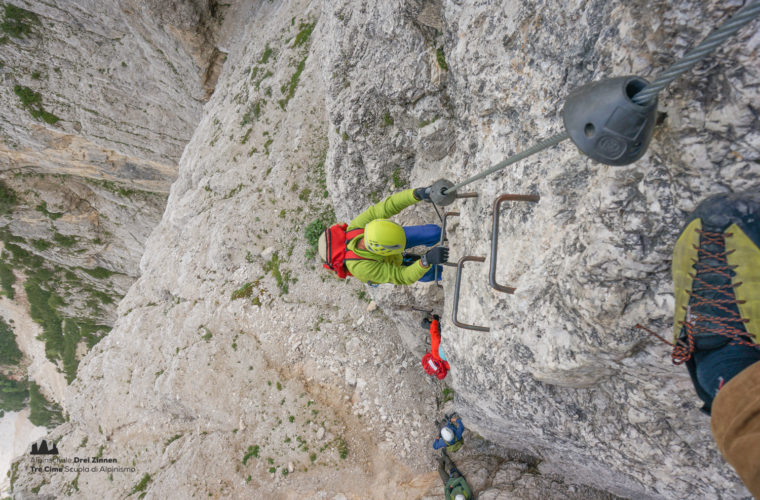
[345,189,430,285]
[445,476,472,500]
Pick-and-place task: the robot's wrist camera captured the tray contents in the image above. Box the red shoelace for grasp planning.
[637,229,757,364]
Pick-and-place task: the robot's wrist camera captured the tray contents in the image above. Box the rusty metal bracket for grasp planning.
[489,194,540,294]
[452,255,490,332]
[441,211,460,245]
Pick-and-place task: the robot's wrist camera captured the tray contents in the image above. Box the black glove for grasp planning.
[413,186,433,202]
[420,313,441,329]
[420,246,448,267]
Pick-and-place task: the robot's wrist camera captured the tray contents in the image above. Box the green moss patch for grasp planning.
[242,444,260,465]
[0,260,16,298]
[0,316,21,365]
[0,374,27,412]
[278,57,306,110]
[293,21,315,48]
[130,473,151,498]
[231,282,254,300]
[259,44,274,64]
[80,266,115,279]
[1,3,40,39]
[264,252,293,295]
[0,179,18,214]
[13,85,60,124]
[28,382,63,427]
[436,47,448,71]
[36,201,63,220]
[53,233,77,247]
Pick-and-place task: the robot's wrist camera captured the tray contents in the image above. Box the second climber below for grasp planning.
[433,413,465,452]
[318,187,449,285]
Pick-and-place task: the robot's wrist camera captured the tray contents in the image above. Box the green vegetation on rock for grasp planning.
[36,201,63,220]
[28,382,64,427]
[0,180,18,214]
[231,282,254,300]
[0,374,27,412]
[242,445,259,465]
[130,473,151,498]
[264,252,293,295]
[304,205,335,261]
[85,178,142,198]
[13,85,60,124]
[53,233,77,247]
[392,168,406,189]
[1,3,40,39]
[259,44,273,64]
[81,266,115,279]
[31,239,51,251]
[293,21,315,48]
[0,260,15,298]
[1,236,112,384]
[0,317,21,365]
[279,57,306,110]
[61,319,80,382]
[436,47,448,71]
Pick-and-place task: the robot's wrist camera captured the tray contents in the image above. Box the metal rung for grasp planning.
[489,194,540,293]
[455,192,478,199]
[452,255,490,332]
[441,211,460,244]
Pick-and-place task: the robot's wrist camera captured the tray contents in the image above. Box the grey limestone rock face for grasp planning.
[0,0,212,174]
[0,0,222,404]
[0,2,227,486]
[6,0,759,498]
[320,0,759,498]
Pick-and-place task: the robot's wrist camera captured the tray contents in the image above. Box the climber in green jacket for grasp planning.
[318,188,449,285]
[438,451,472,500]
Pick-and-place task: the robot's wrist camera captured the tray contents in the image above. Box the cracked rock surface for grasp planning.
[5,0,759,498]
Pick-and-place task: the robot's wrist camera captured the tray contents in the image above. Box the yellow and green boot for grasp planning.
[672,192,760,413]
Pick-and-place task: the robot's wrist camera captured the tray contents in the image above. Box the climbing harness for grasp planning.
[426,0,760,204]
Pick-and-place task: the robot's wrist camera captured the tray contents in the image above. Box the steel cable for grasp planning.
[633,0,760,104]
[442,0,760,194]
[443,132,569,194]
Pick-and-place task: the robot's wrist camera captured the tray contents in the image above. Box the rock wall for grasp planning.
[0,0,226,493]
[7,0,760,498]
[0,0,224,397]
[10,1,453,498]
[0,0,214,173]
[321,0,758,498]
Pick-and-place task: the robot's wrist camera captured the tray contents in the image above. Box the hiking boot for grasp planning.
[672,192,760,412]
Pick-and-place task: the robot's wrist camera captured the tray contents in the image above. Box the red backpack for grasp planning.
[322,223,370,279]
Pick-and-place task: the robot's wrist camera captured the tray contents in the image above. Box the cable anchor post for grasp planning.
[429,178,457,206]
[562,76,658,166]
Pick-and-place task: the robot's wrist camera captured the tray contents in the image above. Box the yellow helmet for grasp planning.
[364,219,405,256]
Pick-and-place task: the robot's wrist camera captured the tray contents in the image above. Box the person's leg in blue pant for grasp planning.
[403,224,441,248]
[403,225,443,282]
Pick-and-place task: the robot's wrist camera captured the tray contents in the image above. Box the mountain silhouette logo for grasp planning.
[30,439,59,455]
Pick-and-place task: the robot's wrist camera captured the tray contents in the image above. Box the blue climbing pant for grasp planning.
[403,225,442,282]
[404,224,441,248]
